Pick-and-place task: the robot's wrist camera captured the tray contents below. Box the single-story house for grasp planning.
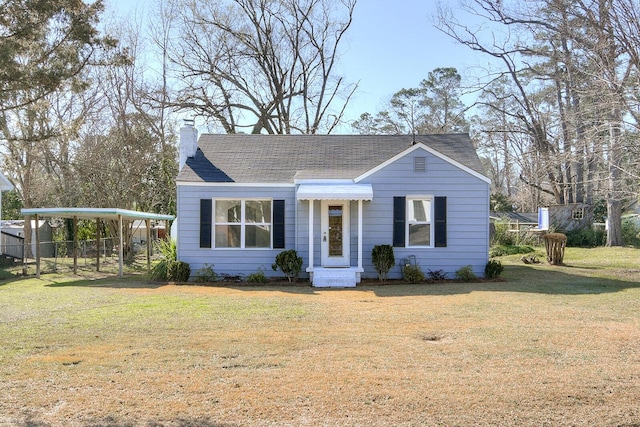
[176,123,491,287]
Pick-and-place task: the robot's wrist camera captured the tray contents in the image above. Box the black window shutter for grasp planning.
[273,200,285,249]
[434,196,447,247]
[393,196,406,247]
[200,199,212,248]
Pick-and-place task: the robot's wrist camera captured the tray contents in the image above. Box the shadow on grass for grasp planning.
[8,263,639,297]
[359,264,640,297]
[42,275,168,289]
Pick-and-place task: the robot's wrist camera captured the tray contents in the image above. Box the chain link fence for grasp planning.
[4,238,160,276]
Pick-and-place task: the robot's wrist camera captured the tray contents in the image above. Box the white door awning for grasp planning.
[296,184,373,201]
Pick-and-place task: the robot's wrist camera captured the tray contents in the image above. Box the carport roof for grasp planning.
[21,207,174,221]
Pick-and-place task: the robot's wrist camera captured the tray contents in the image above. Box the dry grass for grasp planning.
[1,247,639,426]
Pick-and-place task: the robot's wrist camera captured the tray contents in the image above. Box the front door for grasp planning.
[321,200,350,267]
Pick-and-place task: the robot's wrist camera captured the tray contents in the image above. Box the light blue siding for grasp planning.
[177,185,296,279]
[355,148,489,278]
[177,146,489,281]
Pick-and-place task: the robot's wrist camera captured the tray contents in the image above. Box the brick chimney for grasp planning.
[179,119,198,170]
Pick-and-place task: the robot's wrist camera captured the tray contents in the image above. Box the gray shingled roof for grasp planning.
[177,134,486,183]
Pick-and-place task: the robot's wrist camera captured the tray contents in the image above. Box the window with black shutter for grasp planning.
[393,196,406,247]
[273,200,285,248]
[200,199,212,248]
[434,197,447,247]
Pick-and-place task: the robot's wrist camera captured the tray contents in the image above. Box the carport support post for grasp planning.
[118,214,123,277]
[308,200,314,271]
[358,200,363,270]
[73,216,78,275]
[146,218,151,273]
[34,214,40,279]
[96,217,101,272]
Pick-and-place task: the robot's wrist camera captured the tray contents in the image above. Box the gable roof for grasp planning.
[177,134,487,184]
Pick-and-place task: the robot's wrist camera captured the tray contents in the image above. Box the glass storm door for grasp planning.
[321,200,350,267]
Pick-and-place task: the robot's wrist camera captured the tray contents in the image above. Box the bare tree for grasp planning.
[437,0,639,245]
[162,0,357,134]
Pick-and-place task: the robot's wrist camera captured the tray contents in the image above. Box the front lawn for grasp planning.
[0,247,639,426]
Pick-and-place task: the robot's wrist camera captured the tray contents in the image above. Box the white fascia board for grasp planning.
[354,143,491,184]
[176,181,295,187]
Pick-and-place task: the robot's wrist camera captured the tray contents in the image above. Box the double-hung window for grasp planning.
[214,199,272,248]
[394,196,446,248]
[407,197,433,247]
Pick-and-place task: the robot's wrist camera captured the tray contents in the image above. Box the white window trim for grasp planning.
[406,195,434,248]
[213,198,273,249]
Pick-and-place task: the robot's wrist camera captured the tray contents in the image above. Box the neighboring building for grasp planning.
[0,172,14,256]
[1,220,54,258]
[175,123,491,287]
[130,220,167,244]
[547,203,594,233]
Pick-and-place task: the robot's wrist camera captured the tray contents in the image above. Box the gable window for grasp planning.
[214,199,272,248]
[407,197,433,246]
[572,207,584,220]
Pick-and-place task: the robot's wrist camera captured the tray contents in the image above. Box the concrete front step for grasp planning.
[310,267,361,288]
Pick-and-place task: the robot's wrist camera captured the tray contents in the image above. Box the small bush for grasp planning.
[484,259,504,279]
[271,249,303,282]
[168,260,191,282]
[565,228,606,247]
[489,244,535,257]
[622,218,640,248]
[427,269,447,281]
[371,244,395,282]
[402,264,425,283]
[455,265,477,282]
[193,264,217,283]
[491,220,514,246]
[247,269,269,284]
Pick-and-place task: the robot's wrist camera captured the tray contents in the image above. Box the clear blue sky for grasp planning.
[106,0,487,127]
[339,1,483,118]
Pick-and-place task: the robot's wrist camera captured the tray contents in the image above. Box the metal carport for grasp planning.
[21,208,174,278]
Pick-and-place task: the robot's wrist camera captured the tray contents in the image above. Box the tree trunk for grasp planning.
[606,199,623,247]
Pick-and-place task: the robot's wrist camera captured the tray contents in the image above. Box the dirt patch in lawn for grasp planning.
[1,266,640,426]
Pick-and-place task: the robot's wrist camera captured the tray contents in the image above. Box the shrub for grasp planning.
[455,265,477,282]
[150,238,177,281]
[489,244,535,257]
[271,249,303,282]
[427,269,447,281]
[193,264,217,283]
[484,259,504,279]
[402,264,425,283]
[491,220,514,246]
[168,260,191,282]
[565,228,606,247]
[371,244,395,282]
[622,218,640,248]
[247,269,269,284]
